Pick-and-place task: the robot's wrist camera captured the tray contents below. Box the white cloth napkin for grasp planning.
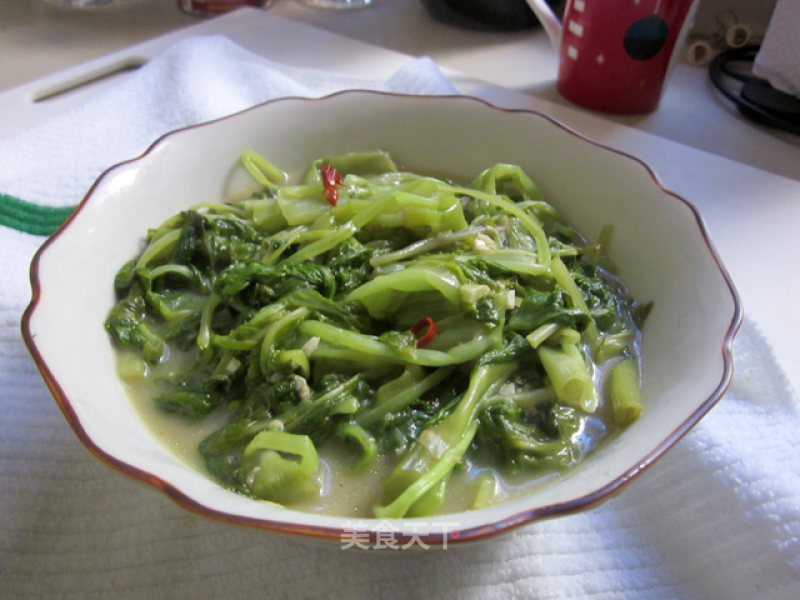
[753,0,800,97]
[0,35,454,210]
[2,35,799,600]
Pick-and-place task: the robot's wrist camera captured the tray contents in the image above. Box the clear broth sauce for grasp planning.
[122,355,617,518]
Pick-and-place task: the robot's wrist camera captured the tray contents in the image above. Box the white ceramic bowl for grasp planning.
[22,92,741,547]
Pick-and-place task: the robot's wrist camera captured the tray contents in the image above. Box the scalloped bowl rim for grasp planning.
[21,91,742,547]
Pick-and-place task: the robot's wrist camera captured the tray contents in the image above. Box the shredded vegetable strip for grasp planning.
[105,150,647,518]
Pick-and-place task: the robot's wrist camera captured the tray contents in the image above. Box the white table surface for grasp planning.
[3,0,799,180]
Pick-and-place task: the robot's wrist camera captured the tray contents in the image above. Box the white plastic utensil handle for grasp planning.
[523,0,562,49]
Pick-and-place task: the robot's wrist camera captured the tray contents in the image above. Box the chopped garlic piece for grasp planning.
[471,233,497,252]
[418,429,448,459]
[498,382,517,397]
[294,375,311,401]
[505,289,516,310]
[459,283,491,304]
[301,335,320,356]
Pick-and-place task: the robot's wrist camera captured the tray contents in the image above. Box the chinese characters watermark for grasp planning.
[340,520,461,550]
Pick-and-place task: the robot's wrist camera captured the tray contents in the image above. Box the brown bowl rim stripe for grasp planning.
[20,90,743,546]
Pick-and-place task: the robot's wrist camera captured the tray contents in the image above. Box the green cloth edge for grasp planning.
[0,193,76,236]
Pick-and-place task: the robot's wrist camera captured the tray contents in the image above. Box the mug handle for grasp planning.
[523,0,563,49]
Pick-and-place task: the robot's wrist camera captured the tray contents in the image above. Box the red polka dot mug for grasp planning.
[525,0,699,114]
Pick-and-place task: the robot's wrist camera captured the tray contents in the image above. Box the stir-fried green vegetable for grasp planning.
[105,150,649,517]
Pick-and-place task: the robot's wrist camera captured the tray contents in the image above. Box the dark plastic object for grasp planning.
[709,45,800,136]
[420,0,562,32]
[741,79,800,123]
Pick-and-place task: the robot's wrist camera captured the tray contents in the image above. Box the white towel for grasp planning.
[753,0,800,97]
[1,35,798,600]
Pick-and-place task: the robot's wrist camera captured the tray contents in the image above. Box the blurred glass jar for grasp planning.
[298,0,374,9]
[177,0,273,16]
[420,0,562,31]
[43,0,145,7]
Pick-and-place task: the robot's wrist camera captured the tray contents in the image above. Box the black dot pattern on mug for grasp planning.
[623,15,669,61]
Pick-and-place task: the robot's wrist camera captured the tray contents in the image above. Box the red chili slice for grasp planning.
[320,163,344,206]
[410,316,437,348]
